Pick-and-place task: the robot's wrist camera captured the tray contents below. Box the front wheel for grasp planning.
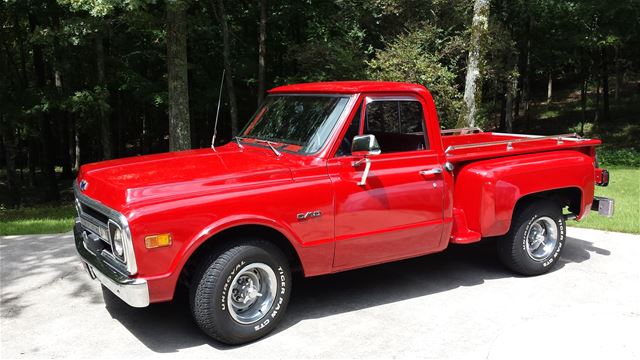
[497,200,566,276]
[190,240,291,345]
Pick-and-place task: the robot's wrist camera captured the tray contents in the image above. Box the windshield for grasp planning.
[240,95,351,154]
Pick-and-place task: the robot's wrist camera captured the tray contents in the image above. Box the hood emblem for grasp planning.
[79,180,89,191]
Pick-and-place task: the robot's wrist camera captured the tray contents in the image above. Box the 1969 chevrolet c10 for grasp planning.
[73,81,614,344]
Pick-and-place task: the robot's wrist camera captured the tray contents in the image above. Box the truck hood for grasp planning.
[77,147,293,211]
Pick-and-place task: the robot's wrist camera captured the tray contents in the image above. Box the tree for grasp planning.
[167,0,192,151]
[460,0,489,127]
[213,0,239,136]
[257,0,267,105]
[95,30,113,158]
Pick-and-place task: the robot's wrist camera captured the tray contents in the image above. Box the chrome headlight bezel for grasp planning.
[108,219,126,261]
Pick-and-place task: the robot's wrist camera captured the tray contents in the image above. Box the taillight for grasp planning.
[595,168,609,187]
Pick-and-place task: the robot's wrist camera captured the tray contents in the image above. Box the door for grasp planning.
[328,96,444,269]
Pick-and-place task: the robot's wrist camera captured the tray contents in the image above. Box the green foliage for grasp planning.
[69,86,110,115]
[598,148,640,168]
[1,0,640,209]
[367,25,464,128]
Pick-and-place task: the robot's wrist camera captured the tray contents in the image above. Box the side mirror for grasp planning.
[351,134,381,157]
[351,134,381,186]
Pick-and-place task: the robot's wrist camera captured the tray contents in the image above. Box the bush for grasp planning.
[598,147,640,167]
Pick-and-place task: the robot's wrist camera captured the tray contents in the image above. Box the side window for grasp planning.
[336,105,362,157]
[365,100,428,153]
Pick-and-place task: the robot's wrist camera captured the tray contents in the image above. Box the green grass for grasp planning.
[0,205,76,236]
[571,167,640,234]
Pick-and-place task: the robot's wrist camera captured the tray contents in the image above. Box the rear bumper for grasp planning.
[74,220,150,307]
[591,196,615,217]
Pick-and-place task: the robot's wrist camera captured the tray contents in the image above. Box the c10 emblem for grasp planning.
[297,210,322,221]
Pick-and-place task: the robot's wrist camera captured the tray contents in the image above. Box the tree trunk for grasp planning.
[614,46,622,103]
[460,0,489,127]
[580,78,587,135]
[95,31,113,159]
[594,78,601,125]
[28,140,37,187]
[215,0,239,135]
[1,117,21,208]
[505,68,517,133]
[73,118,81,172]
[257,0,267,106]
[579,48,588,135]
[29,13,60,202]
[546,72,552,103]
[522,15,532,129]
[167,0,192,151]
[69,116,77,172]
[601,47,610,122]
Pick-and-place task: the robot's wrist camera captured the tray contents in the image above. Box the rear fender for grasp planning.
[453,150,595,237]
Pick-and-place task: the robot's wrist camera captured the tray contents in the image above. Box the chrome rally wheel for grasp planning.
[227,263,277,324]
[525,216,559,262]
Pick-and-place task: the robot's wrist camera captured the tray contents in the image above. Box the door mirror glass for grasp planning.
[351,134,381,157]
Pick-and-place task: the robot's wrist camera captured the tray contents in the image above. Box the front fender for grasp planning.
[143,214,333,303]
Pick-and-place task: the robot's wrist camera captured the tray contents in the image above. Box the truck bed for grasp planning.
[440,129,601,163]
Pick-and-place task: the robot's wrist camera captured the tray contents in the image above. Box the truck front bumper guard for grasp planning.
[74,220,150,307]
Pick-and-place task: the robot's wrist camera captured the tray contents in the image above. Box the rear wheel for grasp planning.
[190,240,291,345]
[497,200,566,276]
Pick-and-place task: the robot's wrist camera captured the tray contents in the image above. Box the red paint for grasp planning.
[77,81,606,303]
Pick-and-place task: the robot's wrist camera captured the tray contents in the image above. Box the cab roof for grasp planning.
[268,81,430,97]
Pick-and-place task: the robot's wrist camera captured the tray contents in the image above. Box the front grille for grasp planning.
[73,179,137,275]
[77,201,115,258]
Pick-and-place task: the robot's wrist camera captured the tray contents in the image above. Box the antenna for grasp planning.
[211,69,226,151]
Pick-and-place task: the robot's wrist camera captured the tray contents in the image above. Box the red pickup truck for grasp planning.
[73,81,613,344]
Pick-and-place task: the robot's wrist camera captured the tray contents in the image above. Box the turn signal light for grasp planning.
[145,233,172,249]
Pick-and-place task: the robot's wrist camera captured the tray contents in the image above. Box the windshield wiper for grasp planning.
[232,136,244,149]
[235,136,281,157]
[256,139,282,157]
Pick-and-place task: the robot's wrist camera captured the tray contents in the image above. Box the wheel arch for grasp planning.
[176,222,304,297]
[512,187,583,221]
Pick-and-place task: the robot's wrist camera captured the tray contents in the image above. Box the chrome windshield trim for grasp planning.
[73,181,138,275]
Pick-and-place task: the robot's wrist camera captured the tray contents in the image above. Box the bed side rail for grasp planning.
[444,133,586,154]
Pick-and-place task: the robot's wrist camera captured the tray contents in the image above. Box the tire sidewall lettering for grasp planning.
[220,260,245,311]
[255,265,287,332]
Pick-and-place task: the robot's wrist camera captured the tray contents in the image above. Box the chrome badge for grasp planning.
[297,210,322,221]
[79,179,89,191]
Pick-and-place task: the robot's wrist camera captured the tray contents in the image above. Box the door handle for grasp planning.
[419,167,442,176]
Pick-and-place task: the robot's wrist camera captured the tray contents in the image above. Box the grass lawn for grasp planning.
[570,167,640,234]
[0,205,76,236]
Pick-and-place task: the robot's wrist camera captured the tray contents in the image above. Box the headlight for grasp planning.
[108,220,125,261]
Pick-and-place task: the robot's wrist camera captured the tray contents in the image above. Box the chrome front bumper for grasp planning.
[74,220,150,307]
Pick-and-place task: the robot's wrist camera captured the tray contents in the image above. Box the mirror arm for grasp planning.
[352,157,371,186]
